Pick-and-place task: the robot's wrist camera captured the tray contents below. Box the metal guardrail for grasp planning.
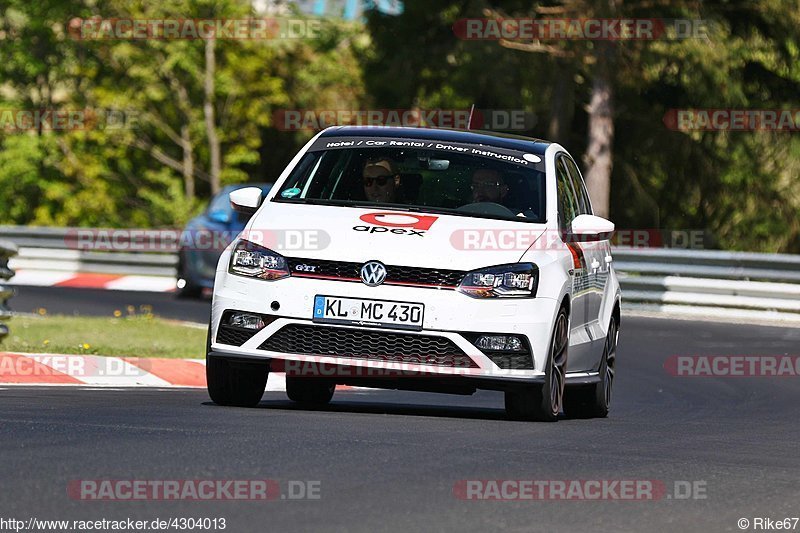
[0,226,177,277]
[614,246,800,315]
[3,226,800,316]
[0,240,18,342]
[614,247,800,283]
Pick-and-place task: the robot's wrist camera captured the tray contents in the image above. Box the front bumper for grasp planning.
[209,269,563,383]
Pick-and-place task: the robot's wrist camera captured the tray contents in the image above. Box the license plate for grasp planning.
[313,295,424,330]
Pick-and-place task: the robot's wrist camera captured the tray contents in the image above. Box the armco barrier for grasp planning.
[0,226,177,277]
[0,240,18,342]
[614,247,800,315]
[2,226,800,317]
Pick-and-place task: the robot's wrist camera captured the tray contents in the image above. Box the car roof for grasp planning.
[319,126,553,156]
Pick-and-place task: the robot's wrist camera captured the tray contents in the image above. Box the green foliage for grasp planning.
[0,0,798,252]
[364,0,800,252]
[0,0,366,228]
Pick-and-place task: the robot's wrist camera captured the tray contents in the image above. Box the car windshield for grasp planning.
[273,139,547,223]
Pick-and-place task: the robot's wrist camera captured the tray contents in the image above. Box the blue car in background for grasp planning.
[176,183,273,297]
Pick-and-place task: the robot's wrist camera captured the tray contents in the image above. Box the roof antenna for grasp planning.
[467,104,475,130]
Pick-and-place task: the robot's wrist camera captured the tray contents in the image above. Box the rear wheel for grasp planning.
[206,329,269,407]
[564,318,618,419]
[286,377,335,407]
[505,307,569,422]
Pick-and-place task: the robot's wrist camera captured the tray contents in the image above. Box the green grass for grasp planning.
[2,315,206,359]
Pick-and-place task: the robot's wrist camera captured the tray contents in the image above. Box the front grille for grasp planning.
[286,257,466,288]
[259,324,477,368]
[484,353,535,370]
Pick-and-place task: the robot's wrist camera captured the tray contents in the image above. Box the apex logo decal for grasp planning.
[354,212,438,237]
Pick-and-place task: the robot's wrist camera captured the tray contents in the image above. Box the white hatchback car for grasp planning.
[207,126,621,421]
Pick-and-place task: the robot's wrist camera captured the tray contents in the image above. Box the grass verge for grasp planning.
[2,315,206,358]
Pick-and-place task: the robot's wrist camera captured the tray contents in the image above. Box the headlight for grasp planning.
[457,263,538,298]
[229,240,289,280]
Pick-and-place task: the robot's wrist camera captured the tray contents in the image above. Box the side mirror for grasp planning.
[567,214,615,242]
[229,187,264,216]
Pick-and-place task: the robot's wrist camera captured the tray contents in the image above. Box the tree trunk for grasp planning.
[204,37,221,194]
[547,58,574,144]
[181,124,195,199]
[583,44,614,218]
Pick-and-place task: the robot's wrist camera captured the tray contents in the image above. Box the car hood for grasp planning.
[247,202,547,270]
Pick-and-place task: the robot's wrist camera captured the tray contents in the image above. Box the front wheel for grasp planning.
[564,318,618,419]
[505,307,569,421]
[207,352,269,407]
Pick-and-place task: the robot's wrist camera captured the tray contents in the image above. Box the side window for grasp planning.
[563,156,592,215]
[555,157,578,231]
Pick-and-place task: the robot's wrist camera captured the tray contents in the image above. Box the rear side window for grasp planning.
[555,157,579,231]
[562,156,592,215]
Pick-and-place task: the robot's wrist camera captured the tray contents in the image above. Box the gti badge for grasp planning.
[360,261,387,287]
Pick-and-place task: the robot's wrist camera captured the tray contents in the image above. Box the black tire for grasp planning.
[563,318,618,419]
[286,376,335,407]
[206,329,269,407]
[505,307,569,422]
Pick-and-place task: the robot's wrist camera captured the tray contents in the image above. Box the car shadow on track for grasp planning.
[201,399,513,421]
[197,399,600,423]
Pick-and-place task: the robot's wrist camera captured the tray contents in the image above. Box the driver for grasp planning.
[362,158,401,203]
[470,168,508,204]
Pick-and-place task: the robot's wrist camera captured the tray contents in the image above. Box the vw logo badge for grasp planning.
[360,261,387,287]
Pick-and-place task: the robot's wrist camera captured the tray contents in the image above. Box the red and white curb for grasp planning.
[8,270,176,292]
[0,352,357,391]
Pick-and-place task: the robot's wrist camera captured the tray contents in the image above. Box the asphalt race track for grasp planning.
[12,286,212,323]
[2,286,800,532]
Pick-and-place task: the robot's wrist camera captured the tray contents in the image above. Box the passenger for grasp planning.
[471,168,508,204]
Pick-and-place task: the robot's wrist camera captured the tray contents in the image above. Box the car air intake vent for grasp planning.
[259,324,477,368]
[484,353,535,370]
[216,326,258,347]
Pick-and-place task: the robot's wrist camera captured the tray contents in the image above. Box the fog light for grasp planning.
[475,335,524,352]
[228,313,266,330]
